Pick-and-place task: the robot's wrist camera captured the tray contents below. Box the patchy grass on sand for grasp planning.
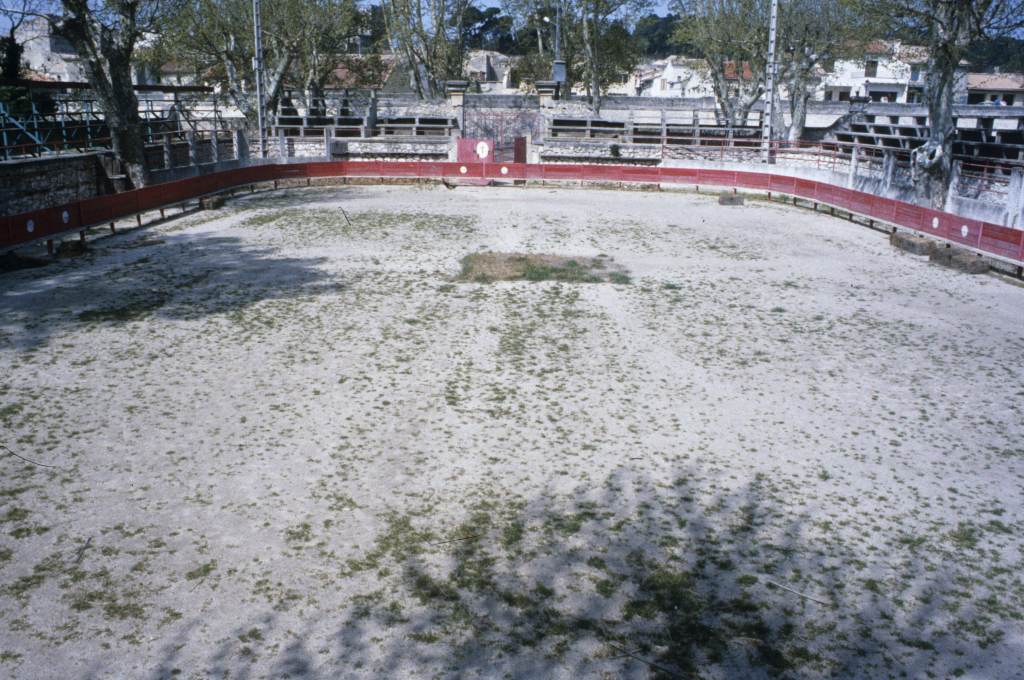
[0,184,1023,680]
[458,251,631,284]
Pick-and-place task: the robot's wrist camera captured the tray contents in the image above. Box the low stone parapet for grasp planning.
[539,138,661,162]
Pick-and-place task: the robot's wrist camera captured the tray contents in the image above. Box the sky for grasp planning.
[0,0,678,33]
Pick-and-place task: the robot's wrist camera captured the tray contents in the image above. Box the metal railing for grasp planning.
[1,80,237,161]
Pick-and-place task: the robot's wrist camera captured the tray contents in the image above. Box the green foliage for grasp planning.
[1,36,23,80]
[155,0,362,116]
[634,12,686,57]
[967,35,1024,73]
[460,6,516,52]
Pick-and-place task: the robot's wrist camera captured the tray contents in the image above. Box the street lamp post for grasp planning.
[761,0,779,164]
[554,1,561,61]
[548,3,566,86]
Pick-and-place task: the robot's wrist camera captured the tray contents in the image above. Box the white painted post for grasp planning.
[1005,167,1023,228]
[847,144,859,189]
[882,151,895,192]
[163,134,173,169]
[187,131,198,166]
[233,128,249,161]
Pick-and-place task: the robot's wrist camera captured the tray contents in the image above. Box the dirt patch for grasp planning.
[457,252,630,284]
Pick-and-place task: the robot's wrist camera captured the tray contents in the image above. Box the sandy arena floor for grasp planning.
[1,184,1023,679]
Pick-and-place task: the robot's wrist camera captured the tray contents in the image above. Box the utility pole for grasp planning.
[252,0,266,158]
[550,1,566,87]
[554,1,561,60]
[761,0,779,164]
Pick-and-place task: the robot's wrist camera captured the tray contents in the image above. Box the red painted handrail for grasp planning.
[3,160,1022,266]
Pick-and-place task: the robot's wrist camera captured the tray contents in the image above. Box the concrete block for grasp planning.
[718,194,744,206]
[890,232,934,255]
[56,239,88,257]
[200,195,226,210]
[929,245,989,274]
[949,251,990,274]
[929,246,954,266]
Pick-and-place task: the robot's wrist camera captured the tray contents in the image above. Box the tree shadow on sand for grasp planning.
[0,231,342,350]
[142,464,1022,679]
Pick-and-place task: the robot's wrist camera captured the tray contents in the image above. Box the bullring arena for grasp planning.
[1,174,1023,679]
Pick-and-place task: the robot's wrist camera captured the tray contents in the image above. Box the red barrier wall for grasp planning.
[4,160,1023,266]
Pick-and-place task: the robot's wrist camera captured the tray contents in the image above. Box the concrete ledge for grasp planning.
[890,232,934,255]
[200,195,226,210]
[929,245,990,274]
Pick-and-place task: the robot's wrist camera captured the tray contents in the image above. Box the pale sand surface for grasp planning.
[1,185,1022,679]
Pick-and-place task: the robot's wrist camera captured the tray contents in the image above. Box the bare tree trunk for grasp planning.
[220,37,256,120]
[708,69,735,126]
[787,91,809,143]
[785,65,811,142]
[912,0,979,209]
[55,0,149,187]
[581,0,600,112]
[264,52,292,117]
[915,50,956,209]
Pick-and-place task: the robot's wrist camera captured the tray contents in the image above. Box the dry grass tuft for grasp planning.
[458,252,630,284]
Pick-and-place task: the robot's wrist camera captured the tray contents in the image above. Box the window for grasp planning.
[50,34,77,56]
[910,66,920,82]
[838,90,851,102]
[865,60,878,78]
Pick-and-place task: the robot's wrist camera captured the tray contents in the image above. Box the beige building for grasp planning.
[967,72,1024,106]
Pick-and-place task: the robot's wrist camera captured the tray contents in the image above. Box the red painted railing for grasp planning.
[3,160,1023,266]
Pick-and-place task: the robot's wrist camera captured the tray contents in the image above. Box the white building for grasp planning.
[632,57,716,98]
[464,50,516,94]
[967,72,1024,106]
[14,16,86,82]
[819,41,930,103]
[14,16,164,85]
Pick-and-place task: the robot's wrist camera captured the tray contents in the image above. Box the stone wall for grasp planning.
[2,137,243,216]
[539,139,662,163]
[333,138,450,160]
[376,97,455,119]
[0,153,108,217]
[257,133,453,161]
[661,155,1024,228]
[142,139,236,170]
